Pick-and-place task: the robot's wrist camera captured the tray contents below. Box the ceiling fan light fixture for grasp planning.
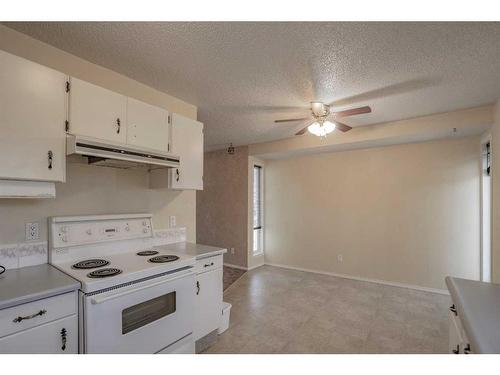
[308,120,336,137]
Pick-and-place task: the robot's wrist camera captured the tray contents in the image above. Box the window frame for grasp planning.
[253,164,264,255]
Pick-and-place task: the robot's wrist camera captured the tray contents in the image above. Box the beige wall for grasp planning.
[0,25,197,244]
[264,136,481,290]
[491,100,500,282]
[197,147,249,268]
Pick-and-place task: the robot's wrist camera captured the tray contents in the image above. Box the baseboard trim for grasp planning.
[265,262,449,295]
[247,263,264,271]
[223,262,264,272]
[223,262,248,271]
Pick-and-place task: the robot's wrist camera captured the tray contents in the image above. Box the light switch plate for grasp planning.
[25,222,40,241]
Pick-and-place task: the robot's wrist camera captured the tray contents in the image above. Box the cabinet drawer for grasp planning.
[0,292,77,338]
[0,315,77,354]
[195,254,223,274]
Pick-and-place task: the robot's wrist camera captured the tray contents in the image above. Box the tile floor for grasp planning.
[223,266,246,291]
[206,265,451,354]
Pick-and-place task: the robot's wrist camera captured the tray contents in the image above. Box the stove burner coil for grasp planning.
[136,250,159,256]
[72,259,110,269]
[87,268,122,278]
[148,255,180,263]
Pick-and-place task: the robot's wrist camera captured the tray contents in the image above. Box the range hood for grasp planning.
[66,135,180,169]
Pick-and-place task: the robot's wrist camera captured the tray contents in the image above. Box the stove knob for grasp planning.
[142,220,147,226]
[125,225,130,232]
[61,235,68,242]
[143,228,149,233]
[60,226,67,233]
[86,229,92,235]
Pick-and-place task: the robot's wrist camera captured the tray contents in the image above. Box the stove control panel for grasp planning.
[50,215,153,248]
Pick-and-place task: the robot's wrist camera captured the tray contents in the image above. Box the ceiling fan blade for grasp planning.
[295,126,309,136]
[335,121,352,132]
[332,106,371,118]
[275,117,310,123]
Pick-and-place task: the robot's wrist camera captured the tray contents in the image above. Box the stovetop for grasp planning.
[53,249,195,293]
[49,214,196,294]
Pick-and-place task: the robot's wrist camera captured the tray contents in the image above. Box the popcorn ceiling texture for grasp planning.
[5,22,500,149]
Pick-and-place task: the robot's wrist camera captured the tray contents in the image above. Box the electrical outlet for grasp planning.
[337,254,343,263]
[230,247,235,255]
[25,222,40,241]
[169,216,176,228]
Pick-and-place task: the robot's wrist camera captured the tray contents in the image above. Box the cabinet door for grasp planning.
[448,310,463,354]
[0,315,77,354]
[170,113,204,190]
[68,77,127,143]
[0,50,66,182]
[194,268,223,340]
[126,97,169,152]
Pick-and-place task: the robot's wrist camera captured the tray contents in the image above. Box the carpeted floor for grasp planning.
[223,266,246,290]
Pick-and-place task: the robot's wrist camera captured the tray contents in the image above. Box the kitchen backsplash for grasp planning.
[0,227,187,270]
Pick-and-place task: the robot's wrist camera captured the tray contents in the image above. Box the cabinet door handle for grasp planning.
[204,262,214,268]
[116,118,121,134]
[47,150,53,170]
[463,344,471,354]
[13,309,47,323]
[452,344,459,354]
[60,328,67,351]
[176,168,180,182]
[449,304,457,316]
[196,280,200,295]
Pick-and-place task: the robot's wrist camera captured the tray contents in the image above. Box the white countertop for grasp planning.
[446,276,500,354]
[0,264,80,310]
[154,242,226,260]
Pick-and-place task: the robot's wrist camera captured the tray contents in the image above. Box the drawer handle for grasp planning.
[176,168,180,182]
[452,344,459,354]
[13,309,47,323]
[47,150,53,170]
[464,344,471,354]
[116,118,121,134]
[196,280,200,295]
[204,262,214,268]
[61,328,67,351]
[449,304,457,316]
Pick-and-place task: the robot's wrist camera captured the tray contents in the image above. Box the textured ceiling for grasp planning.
[6,22,500,149]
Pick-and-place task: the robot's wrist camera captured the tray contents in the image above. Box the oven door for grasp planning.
[83,269,195,354]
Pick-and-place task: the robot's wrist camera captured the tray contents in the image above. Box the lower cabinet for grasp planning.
[0,291,78,354]
[194,255,223,341]
[0,314,77,354]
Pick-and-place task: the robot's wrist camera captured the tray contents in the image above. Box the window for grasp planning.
[122,291,176,334]
[253,165,264,255]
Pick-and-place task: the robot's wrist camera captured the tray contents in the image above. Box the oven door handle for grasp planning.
[90,271,193,305]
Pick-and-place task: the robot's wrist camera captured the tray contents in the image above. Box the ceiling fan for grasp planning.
[274,102,371,136]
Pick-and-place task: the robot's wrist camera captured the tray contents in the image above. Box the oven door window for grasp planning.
[122,292,176,334]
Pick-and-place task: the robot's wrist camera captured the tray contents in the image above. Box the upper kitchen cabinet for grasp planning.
[150,113,204,190]
[127,97,170,152]
[0,50,66,182]
[67,77,127,144]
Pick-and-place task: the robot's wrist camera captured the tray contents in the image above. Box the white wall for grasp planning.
[264,136,481,290]
[0,25,197,245]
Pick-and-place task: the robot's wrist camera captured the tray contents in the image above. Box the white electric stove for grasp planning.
[48,213,196,354]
